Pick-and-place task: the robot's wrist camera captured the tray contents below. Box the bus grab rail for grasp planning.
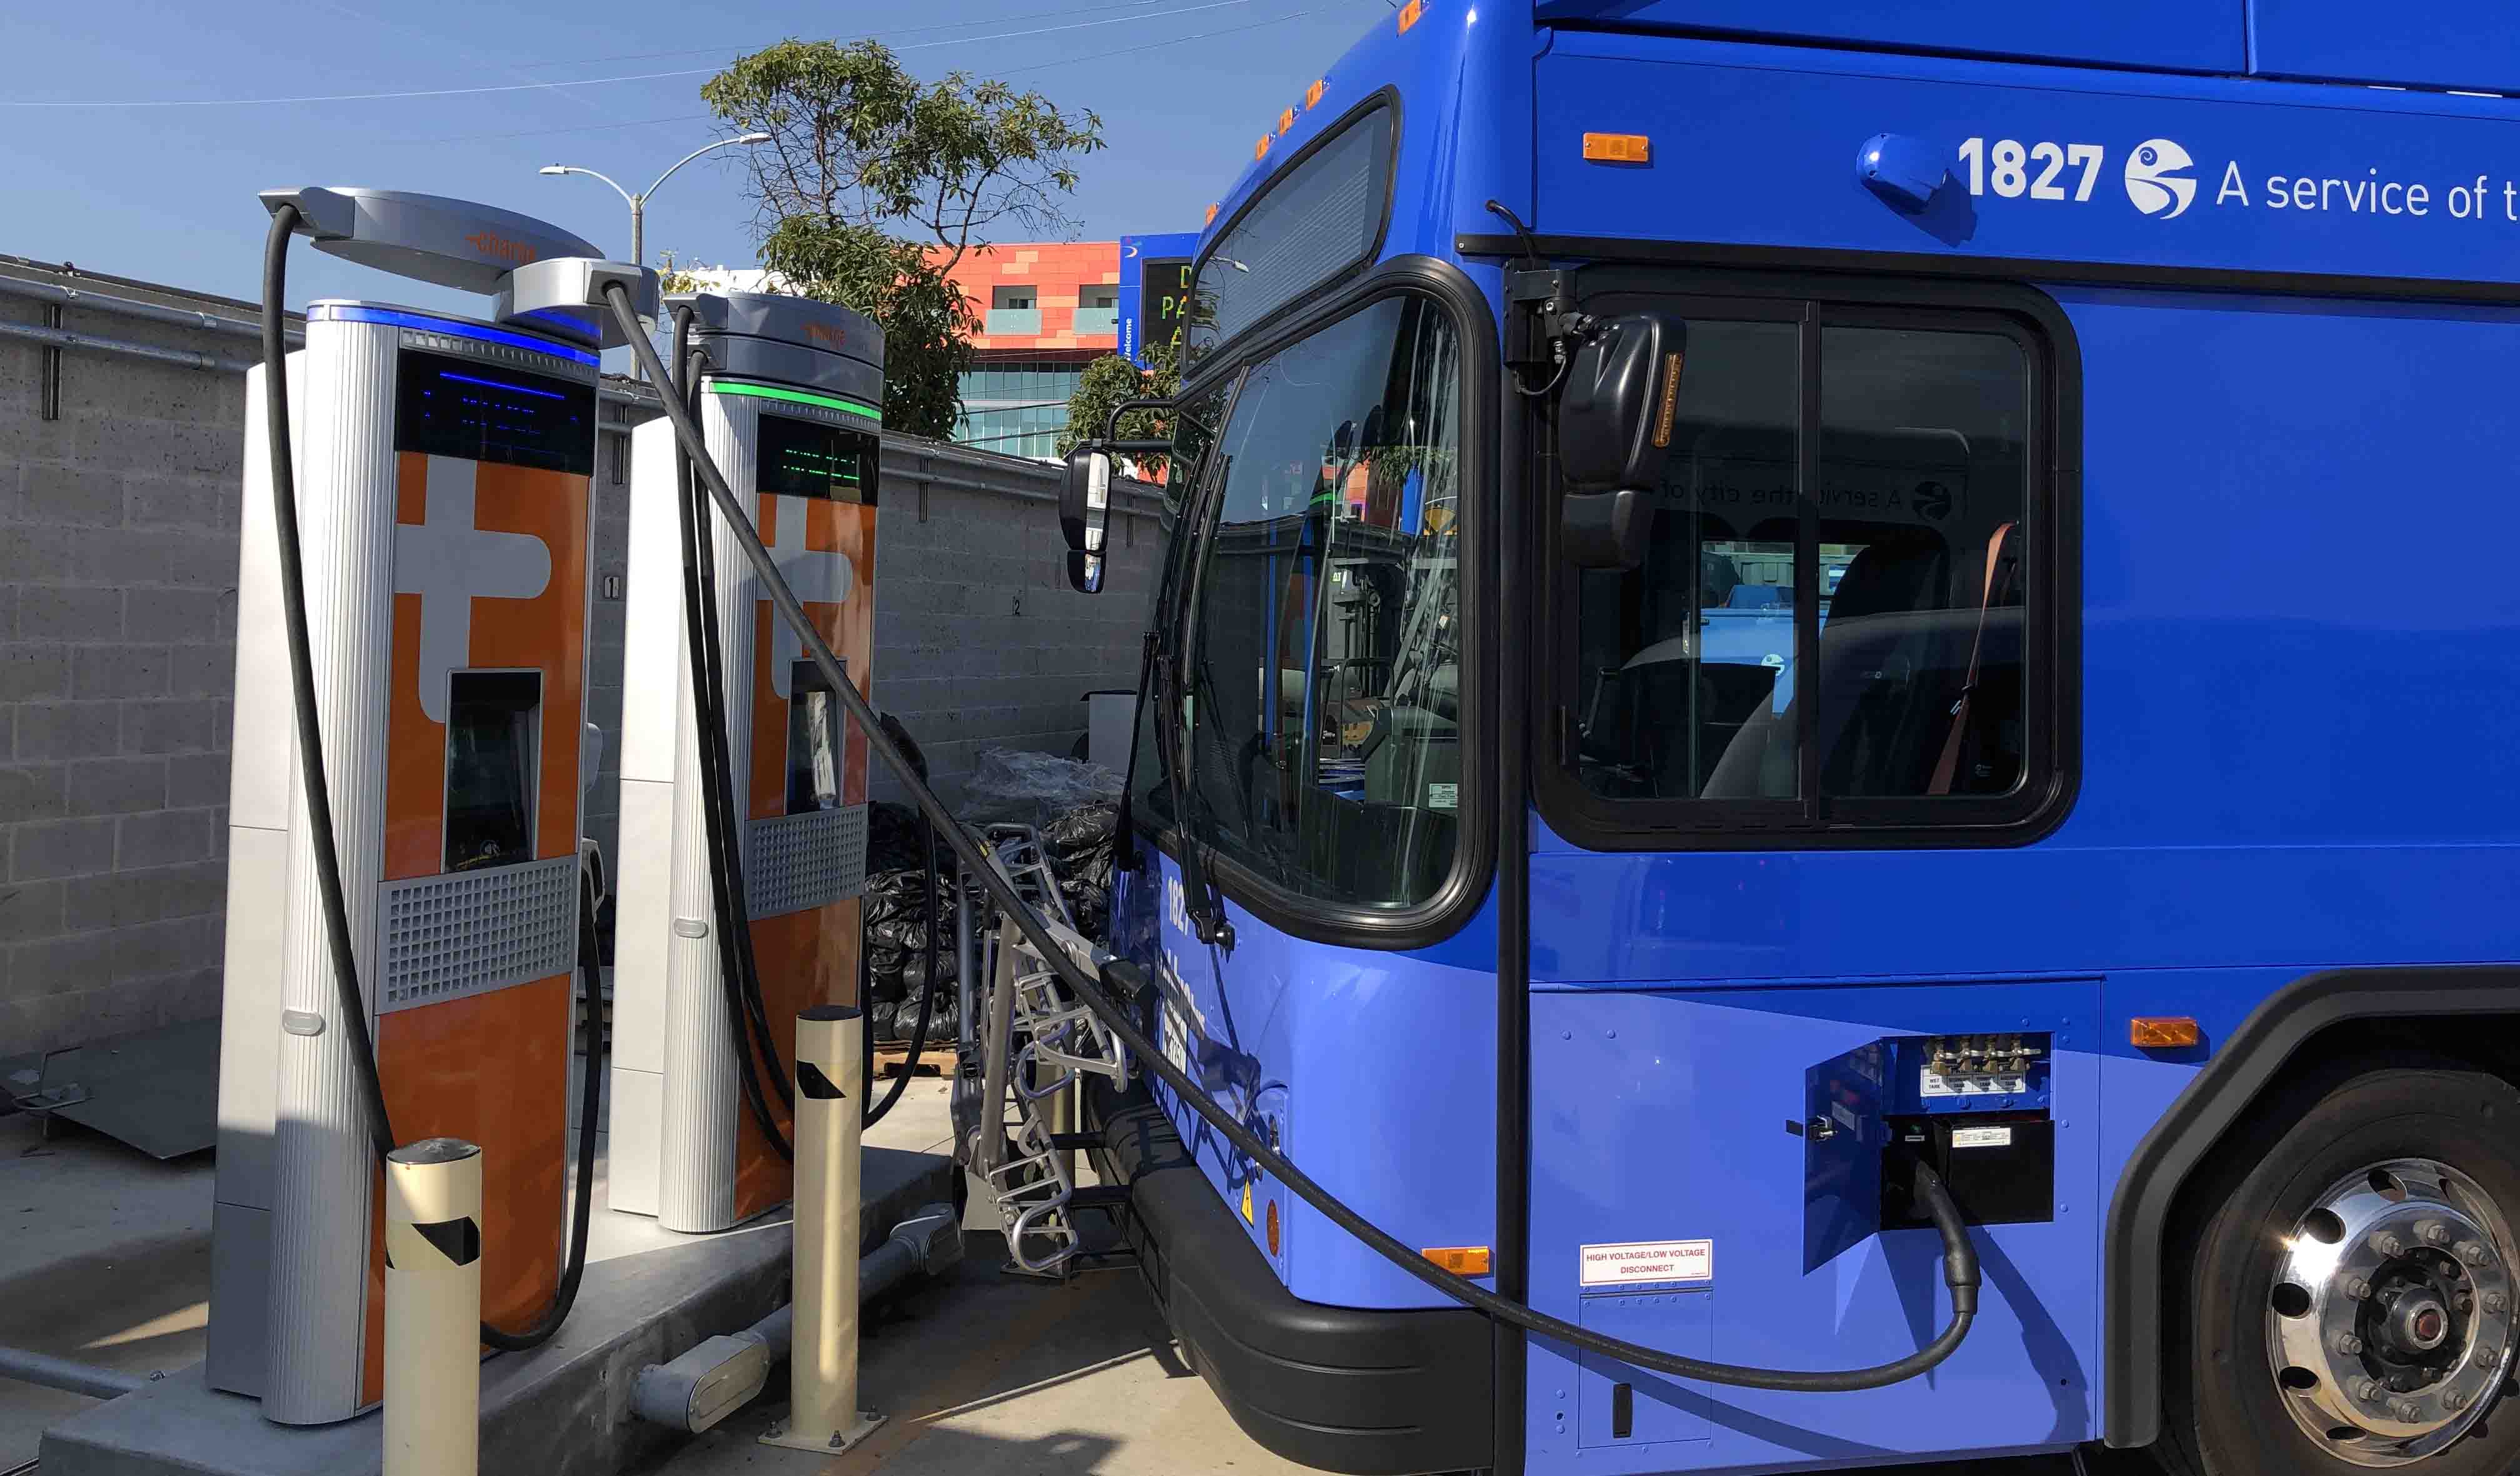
[599,280,1982,1395]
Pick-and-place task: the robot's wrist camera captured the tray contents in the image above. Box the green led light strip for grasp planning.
[706,378,882,422]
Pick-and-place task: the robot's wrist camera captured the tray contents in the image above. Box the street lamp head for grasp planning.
[538,165,569,176]
[736,132,772,145]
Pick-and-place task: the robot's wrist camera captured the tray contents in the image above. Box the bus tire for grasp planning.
[2158,1060,2520,1476]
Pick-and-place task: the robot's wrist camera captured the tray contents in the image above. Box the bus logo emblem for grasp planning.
[2124,139,2197,219]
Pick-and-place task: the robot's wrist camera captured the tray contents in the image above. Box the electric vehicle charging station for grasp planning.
[208,186,654,1424]
[609,291,885,1234]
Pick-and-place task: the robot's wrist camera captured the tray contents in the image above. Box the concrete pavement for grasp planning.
[631,1075,2133,1476]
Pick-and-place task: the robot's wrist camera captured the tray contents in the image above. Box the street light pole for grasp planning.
[539,132,773,269]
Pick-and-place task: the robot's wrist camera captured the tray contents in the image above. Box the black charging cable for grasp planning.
[668,312,793,1158]
[601,279,1979,1392]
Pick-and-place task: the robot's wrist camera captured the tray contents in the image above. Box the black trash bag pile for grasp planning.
[863,862,958,1034]
[868,993,958,1048]
[862,802,930,878]
[1041,801,1119,939]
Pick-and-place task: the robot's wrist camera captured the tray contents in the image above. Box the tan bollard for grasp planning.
[759,1006,886,1454]
[383,1138,482,1476]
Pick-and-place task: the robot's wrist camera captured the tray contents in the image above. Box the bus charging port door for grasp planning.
[1801,1033,2054,1269]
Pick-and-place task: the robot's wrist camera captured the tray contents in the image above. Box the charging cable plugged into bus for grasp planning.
[593,277,1982,1395]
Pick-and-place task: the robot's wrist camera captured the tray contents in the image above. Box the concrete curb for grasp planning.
[40,1145,954,1476]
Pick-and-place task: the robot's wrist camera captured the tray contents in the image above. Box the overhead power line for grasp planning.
[1,0,1272,108]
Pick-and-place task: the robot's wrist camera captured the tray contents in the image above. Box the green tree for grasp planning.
[1058,344,1181,480]
[701,39,1106,439]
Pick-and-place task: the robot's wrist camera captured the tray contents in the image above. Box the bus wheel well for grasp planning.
[2106,969,2520,1452]
[2162,1012,2520,1240]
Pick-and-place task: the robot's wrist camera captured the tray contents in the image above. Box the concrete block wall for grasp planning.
[572,426,1161,867]
[859,440,1160,807]
[1,284,250,1058]
[1,266,1158,1057]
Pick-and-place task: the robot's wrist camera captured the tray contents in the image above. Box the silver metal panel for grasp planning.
[494,256,658,350]
[263,187,601,296]
[266,313,397,1425]
[230,360,302,832]
[607,1066,664,1218]
[676,291,883,406]
[377,315,600,384]
[373,855,580,1012]
[216,825,291,1205]
[674,289,884,364]
[608,779,676,1076]
[700,341,884,407]
[658,391,756,1234]
[746,804,870,919]
[206,1202,272,1399]
[213,359,296,1402]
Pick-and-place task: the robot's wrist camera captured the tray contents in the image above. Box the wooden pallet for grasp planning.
[871,1044,956,1079]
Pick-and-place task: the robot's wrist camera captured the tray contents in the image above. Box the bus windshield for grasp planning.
[1135,291,1463,910]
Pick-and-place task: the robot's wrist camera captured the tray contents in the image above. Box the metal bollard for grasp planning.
[759,1006,886,1454]
[383,1139,482,1476]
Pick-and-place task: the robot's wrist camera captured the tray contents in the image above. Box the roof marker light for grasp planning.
[1279,107,1297,135]
[1205,202,1219,224]
[1256,132,1272,161]
[1306,79,1326,109]
[1582,132,1651,164]
[1397,0,1422,33]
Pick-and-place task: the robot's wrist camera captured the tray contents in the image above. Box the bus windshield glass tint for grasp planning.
[395,350,596,476]
[1166,292,1462,910]
[1187,106,1394,366]
[758,411,877,503]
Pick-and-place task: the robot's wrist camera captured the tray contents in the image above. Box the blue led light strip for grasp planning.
[439,369,568,401]
[311,304,601,366]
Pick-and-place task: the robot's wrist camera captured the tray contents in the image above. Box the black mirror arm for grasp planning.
[1104,396,1176,444]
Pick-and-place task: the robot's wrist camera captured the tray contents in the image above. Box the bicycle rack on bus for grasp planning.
[954,825,1131,1277]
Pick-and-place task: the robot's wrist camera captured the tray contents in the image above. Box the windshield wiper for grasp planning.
[1152,645,1235,948]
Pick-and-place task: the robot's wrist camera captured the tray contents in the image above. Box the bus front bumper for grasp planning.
[1085,1077,1498,1475]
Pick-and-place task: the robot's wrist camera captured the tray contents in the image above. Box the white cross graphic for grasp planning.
[761,494,856,699]
[397,456,553,722]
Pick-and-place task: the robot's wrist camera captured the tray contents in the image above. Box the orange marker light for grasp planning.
[1256,133,1272,161]
[1204,202,1219,224]
[1582,132,1651,164]
[1396,0,1423,32]
[1279,107,1297,135]
[1266,1199,1281,1256]
[2130,1016,2203,1049]
[1422,1245,1492,1276]
[1306,79,1326,109]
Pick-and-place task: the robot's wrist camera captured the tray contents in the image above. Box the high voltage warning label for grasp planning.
[1580,1239,1713,1287]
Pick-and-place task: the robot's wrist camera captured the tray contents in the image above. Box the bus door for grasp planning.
[1121,285,1503,1310]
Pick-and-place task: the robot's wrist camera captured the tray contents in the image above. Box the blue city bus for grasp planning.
[1061,6,2520,1474]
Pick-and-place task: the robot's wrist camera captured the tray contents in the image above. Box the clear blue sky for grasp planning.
[1,0,1386,316]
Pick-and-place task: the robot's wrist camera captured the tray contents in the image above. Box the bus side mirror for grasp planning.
[1561,488,1654,571]
[1060,447,1112,594]
[1559,312,1686,492]
[1558,312,1684,571]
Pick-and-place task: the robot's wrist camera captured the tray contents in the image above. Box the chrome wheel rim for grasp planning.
[2266,1157,2518,1466]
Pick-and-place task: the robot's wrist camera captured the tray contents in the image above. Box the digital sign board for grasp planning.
[1118,231,1202,367]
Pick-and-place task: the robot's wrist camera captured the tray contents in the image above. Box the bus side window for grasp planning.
[1815,326,2029,799]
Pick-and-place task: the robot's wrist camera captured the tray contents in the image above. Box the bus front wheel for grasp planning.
[2160,1060,2520,1475]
